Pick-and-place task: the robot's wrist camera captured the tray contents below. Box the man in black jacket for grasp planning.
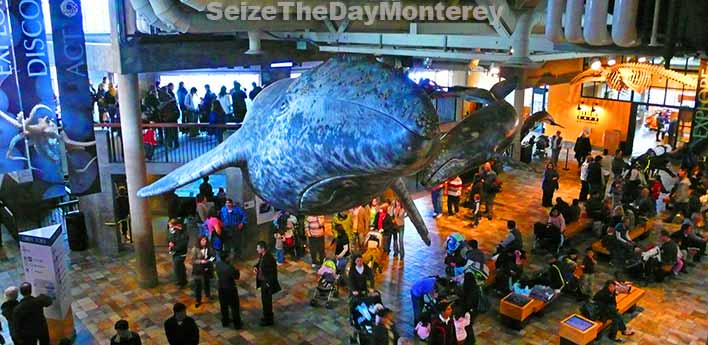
[498,220,523,253]
[593,281,635,342]
[168,219,189,287]
[253,241,281,326]
[216,258,242,329]
[1,286,19,344]
[671,223,706,262]
[164,303,199,345]
[12,282,52,345]
[587,156,604,194]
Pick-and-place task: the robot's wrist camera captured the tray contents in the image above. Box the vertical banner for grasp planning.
[49,0,100,195]
[692,59,708,143]
[9,0,65,199]
[0,0,28,174]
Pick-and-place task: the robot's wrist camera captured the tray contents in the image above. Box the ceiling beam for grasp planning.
[475,0,516,38]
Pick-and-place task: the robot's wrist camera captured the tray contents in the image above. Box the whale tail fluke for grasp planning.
[391,178,431,246]
[137,140,248,198]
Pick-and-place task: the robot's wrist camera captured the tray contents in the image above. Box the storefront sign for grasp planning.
[49,0,101,195]
[0,0,28,174]
[692,59,708,141]
[19,224,72,320]
[9,0,64,199]
[576,109,600,124]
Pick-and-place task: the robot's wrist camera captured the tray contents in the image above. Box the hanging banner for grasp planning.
[49,0,100,195]
[9,0,65,199]
[0,0,28,174]
[692,59,708,142]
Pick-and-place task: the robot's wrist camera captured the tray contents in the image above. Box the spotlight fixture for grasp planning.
[607,57,617,66]
[591,102,598,113]
[590,59,602,70]
[638,56,647,63]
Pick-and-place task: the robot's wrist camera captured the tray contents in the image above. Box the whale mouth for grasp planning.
[298,174,389,213]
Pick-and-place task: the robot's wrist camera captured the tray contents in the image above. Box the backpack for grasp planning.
[198,222,210,239]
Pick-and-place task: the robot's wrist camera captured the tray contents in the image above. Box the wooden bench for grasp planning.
[591,225,651,256]
[564,217,591,241]
[499,292,558,330]
[559,286,645,345]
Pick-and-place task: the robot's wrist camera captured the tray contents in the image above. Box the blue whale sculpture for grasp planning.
[138,55,523,246]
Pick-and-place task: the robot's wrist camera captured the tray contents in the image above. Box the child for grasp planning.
[363,226,384,274]
[142,122,157,160]
[274,231,285,264]
[580,248,597,296]
[453,305,472,345]
[470,194,482,228]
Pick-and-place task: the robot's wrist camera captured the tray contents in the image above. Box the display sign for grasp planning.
[9,0,65,199]
[0,0,28,174]
[692,59,708,142]
[48,0,100,195]
[19,224,72,320]
[255,195,277,225]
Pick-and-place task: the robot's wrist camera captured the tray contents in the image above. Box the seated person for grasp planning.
[671,223,706,263]
[586,192,605,220]
[566,199,581,224]
[534,222,562,254]
[633,188,657,219]
[497,221,523,254]
[614,222,635,248]
[660,230,684,276]
[493,249,525,296]
[555,197,572,222]
[601,227,633,266]
[544,255,583,298]
[593,280,635,342]
[548,207,566,234]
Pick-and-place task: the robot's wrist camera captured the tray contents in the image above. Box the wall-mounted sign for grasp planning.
[576,110,600,124]
[692,59,707,142]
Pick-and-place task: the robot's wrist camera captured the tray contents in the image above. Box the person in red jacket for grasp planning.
[143,122,157,160]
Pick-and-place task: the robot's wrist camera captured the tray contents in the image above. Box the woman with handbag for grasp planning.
[192,235,216,307]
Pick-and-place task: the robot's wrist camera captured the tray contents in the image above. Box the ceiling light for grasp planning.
[590,59,602,70]
[607,58,616,66]
[638,56,647,63]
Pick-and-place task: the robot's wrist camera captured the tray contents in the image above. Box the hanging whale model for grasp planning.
[138,55,548,246]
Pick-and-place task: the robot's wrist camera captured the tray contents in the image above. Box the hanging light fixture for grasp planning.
[590,58,602,70]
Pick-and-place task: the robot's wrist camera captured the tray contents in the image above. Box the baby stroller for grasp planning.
[363,229,384,274]
[349,290,383,345]
[310,259,341,308]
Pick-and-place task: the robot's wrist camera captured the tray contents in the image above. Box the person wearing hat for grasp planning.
[429,300,457,345]
[110,319,142,345]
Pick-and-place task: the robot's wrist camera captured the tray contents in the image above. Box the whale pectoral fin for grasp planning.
[521,110,564,137]
[137,140,247,197]
[391,178,431,246]
[446,87,495,105]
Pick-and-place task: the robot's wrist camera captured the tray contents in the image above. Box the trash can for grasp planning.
[66,211,88,251]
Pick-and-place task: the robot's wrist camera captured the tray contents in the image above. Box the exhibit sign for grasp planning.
[692,58,708,142]
[19,224,72,320]
[255,195,277,225]
[0,0,28,174]
[48,0,101,195]
[9,0,65,199]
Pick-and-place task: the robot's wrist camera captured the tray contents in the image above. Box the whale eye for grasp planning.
[279,98,290,113]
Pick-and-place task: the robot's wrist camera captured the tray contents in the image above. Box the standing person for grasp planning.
[216,258,242,329]
[594,281,635,342]
[665,168,692,223]
[253,241,281,326]
[115,186,130,242]
[142,123,157,160]
[373,308,400,345]
[195,195,210,223]
[176,82,188,113]
[611,150,627,177]
[1,287,19,344]
[331,210,354,252]
[305,215,326,268]
[230,81,248,123]
[391,199,407,259]
[209,100,226,143]
[579,248,597,297]
[431,183,444,218]
[164,303,199,345]
[373,203,396,256]
[205,208,224,259]
[332,224,350,273]
[168,219,189,288]
[550,131,563,166]
[110,320,142,345]
[191,235,215,308]
[199,176,214,201]
[429,301,457,345]
[220,199,247,260]
[480,162,499,220]
[446,176,463,216]
[573,131,592,168]
[12,282,52,345]
[249,82,262,100]
[579,156,592,201]
[587,156,605,194]
[183,87,199,137]
[214,187,227,210]
[351,205,370,252]
[368,198,380,227]
[349,254,375,295]
[200,84,216,124]
[218,86,233,121]
[542,163,560,207]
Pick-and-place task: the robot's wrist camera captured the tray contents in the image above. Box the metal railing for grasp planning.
[97,123,242,164]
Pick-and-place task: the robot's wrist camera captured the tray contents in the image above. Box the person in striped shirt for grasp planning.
[446,176,463,216]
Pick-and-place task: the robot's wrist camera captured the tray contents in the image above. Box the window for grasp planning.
[42,0,111,34]
[407,69,453,87]
[159,72,261,101]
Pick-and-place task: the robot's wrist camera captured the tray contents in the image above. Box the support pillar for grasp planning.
[117,73,158,288]
[512,69,528,161]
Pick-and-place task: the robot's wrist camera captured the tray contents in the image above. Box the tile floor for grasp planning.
[0,162,706,345]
